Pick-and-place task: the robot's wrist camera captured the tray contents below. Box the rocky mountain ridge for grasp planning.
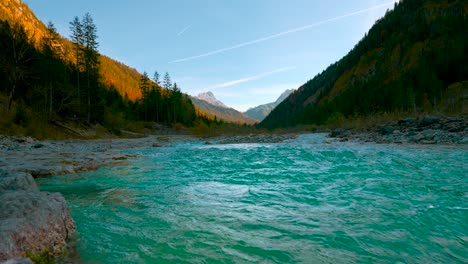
[244,89,294,121]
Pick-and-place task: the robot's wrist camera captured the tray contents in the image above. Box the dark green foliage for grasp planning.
[0,18,196,133]
[260,0,468,129]
[0,21,34,111]
[137,77,196,125]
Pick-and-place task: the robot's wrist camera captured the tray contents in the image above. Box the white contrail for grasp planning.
[170,1,396,63]
[210,66,296,90]
[177,24,192,37]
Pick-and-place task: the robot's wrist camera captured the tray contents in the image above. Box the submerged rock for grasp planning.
[0,171,75,261]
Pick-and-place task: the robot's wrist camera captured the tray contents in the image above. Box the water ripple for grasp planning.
[37,134,468,263]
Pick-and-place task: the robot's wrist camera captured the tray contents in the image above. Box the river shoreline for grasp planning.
[0,121,466,261]
[328,116,467,145]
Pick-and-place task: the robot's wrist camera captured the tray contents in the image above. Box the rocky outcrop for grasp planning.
[0,170,75,261]
[329,116,467,144]
[197,91,227,108]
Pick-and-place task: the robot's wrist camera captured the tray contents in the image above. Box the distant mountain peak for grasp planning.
[275,89,294,104]
[197,91,227,108]
[244,89,294,121]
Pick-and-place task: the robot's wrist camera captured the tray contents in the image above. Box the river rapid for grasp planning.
[37,134,467,263]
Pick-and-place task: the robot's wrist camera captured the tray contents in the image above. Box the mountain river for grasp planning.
[37,134,467,263]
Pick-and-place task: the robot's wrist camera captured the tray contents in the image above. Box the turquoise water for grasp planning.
[38,134,467,263]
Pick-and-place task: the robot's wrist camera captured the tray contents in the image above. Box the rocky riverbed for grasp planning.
[0,135,190,262]
[329,116,467,145]
[0,135,189,178]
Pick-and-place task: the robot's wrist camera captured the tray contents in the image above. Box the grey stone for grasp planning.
[0,191,75,260]
[421,129,437,140]
[32,143,44,149]
[398,118,417,126]
[419,116,440,127]
[0,171,38,192]
[330,128,349,138]
[379,126,394,135]
[411,133,425,142]
[12,162,75,178]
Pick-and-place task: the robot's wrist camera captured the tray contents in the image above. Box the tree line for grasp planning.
[0,13,197,133]
[137,70,195,124]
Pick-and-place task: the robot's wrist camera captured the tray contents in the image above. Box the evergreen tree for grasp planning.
[44,22,59,118]
[163,72,171,90]
[69,16,84,116]
[46,22,58,38]
[139,71,150,121]
[0,22,32,111]
[153,71,160,86]
[82,13,100,122]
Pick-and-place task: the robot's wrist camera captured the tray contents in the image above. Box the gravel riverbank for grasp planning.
[328,116,467,145]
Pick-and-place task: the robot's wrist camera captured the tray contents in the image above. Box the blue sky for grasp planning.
[25,0,397,111]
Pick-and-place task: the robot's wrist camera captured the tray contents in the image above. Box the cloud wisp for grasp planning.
[209,66,296,90]
[177,24,192,37]
[170,1,396,63]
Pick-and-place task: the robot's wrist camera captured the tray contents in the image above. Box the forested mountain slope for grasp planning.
[1,0,143,101]
[190,97,258,125]
[260,0,467,129]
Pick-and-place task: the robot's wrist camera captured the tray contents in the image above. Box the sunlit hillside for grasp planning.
[261,0,467,128]
[1,0,143,102]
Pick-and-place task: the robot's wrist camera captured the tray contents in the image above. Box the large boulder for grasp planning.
[0,171,75,261]
[0,171,38,192]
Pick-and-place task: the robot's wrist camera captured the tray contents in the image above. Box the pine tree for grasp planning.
[82,13,99,123]
[153,71,160,86]
[139,71,150,121]
[163,72,171,90]
[69,16,84,116]
[1,22,32,111]
[45,21,58,118]
[46,22,58,38]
